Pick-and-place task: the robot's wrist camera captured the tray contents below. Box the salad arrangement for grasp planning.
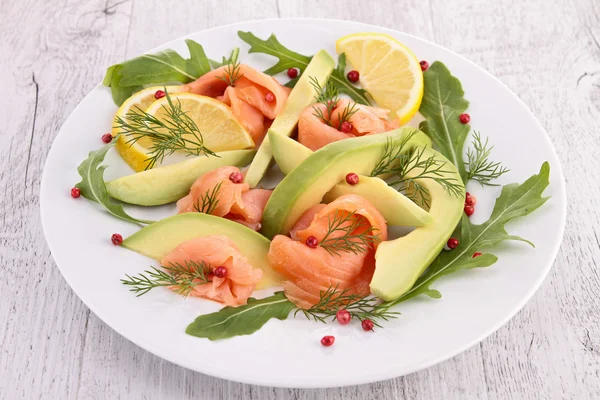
[72,31,550,346]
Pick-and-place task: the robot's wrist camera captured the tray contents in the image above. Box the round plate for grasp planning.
[40,18,566,388]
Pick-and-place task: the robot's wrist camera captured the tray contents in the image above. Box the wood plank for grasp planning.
[0,0,133,399]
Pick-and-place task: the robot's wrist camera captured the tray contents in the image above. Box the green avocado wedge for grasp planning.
[244,50,335,188]
[269,131,313,175]
[106,150,255,206]
[323,176,433,227]
[371,147,465,301]
[269,130,433,227]
[261,127,431,238]
[122,213,282,289]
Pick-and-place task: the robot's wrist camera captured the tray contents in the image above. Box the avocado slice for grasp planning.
[261,128,431,238]
[106,150,255,206]
[269,130,432,227]
[122,213,282,289]
[244,50,336,188]
[269,131,313,175]
[323,177,433,227]
[371,147,465,300]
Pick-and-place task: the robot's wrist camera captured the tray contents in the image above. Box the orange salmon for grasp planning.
[298,99,400,151]
[161,236,263,306]
[182,65,290,144]
[177,166,271,231]
[267,194,387,309]
[228,188,272,231]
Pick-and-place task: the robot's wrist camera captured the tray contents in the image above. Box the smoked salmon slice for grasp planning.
[182,64,290,144]
[177,166,271,231]
[220,86,265,143]
[267,194,387,309]
[161,236,263,306]
[293,194,388,246]
[298,99,400,151]
[228,188,272,231]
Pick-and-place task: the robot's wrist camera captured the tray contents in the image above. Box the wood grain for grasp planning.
[1,0,599,398]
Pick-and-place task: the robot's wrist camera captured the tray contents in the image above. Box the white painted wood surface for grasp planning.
[1,0,598,398]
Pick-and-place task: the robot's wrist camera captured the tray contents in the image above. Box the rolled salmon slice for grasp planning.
[227,189,272,231]
[182,64,290,144]
[267,194,387,309]
[298,99,400,151]
[177,166,248,216]
[220,86,265,144]
[268,236,371,309]
[297,103,354,151]
[289,204,327,240]
[177,166,272,231]
[294,194,388,246]
[161,236,263,306]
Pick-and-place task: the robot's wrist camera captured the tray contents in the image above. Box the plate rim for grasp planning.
[40,17,567,388]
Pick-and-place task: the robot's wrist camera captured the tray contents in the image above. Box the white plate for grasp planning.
[40,18,566,388]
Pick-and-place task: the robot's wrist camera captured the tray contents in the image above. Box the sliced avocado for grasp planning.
[323,177,432,227]
[261,128,431,238]
[244,50,335,188]
[122,213,281,289]
[270,130,432,227]
[269,131,313,175]
[106,150,255,206]
[371,147,465,301]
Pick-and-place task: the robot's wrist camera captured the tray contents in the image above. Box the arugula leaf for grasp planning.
[384,162,550,306]
[184,39,212,78]
[75,140,153,225]
[186,292,295,340]
[102,65,142,107]
[284,75,301,88]
[237,31,313,75]
[330,53,372,105]
[237,31,371,104]
[419,61,470,182]
[103,39,211,106]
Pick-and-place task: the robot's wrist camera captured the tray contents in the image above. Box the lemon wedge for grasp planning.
[336,33,424,124]
[112,86,184,172]
[114,90,254,172]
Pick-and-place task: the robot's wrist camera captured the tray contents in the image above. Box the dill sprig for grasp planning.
[336,102,359,130]
[295,285,400,327]
[309,76,359,129]
[193,181,222,214]
[217,59,243,87]
[370,130,419,177]
[121,261,213,297]
[310,76,338,126]
[371,135,464,208]
[114,89,218,170]
[319,210,381,257]
[466,131,510,186]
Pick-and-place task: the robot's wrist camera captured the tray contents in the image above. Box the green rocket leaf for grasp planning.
[237,31,313,76]
[186,292,295,340]
[419,61,470,182]
[237,31,371,104]
[103,39,212,106]
[329,53,372,105]
[75,139,154,225]
[384,162,551,306]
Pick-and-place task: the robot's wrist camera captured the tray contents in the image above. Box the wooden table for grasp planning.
[2,0,599,398]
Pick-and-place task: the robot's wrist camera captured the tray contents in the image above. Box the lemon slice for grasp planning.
[114,90,255,172]
[145,93,254,158]
[336,33,424,124]
[113,86,184,172]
